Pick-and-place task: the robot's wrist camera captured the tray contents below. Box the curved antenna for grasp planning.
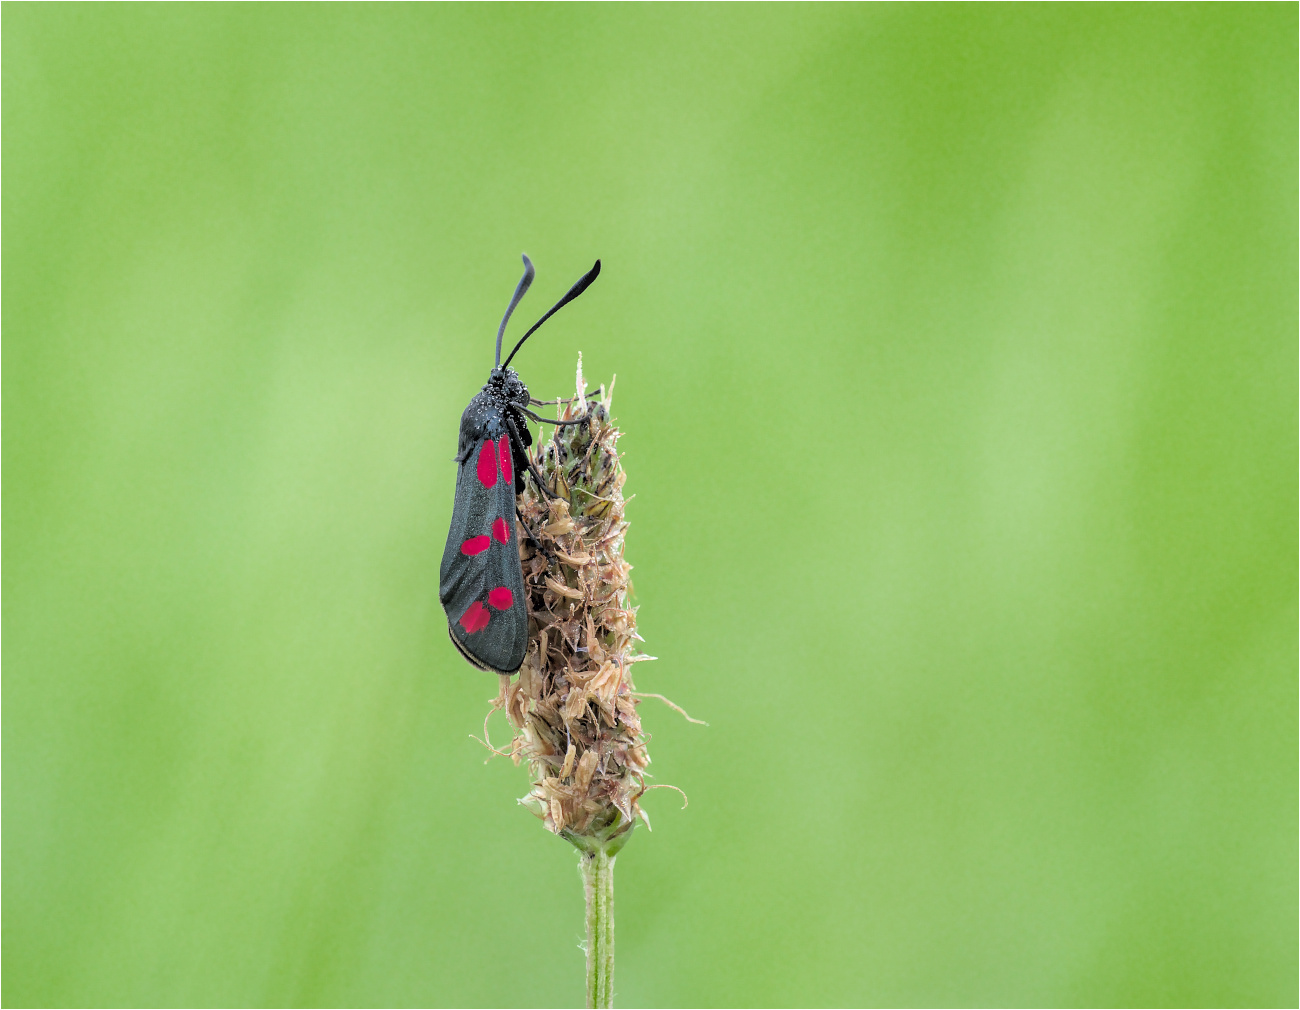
[501,259,601,369]
[495,254,536,368]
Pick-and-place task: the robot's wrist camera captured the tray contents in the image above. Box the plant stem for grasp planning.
[581,848,616,1008]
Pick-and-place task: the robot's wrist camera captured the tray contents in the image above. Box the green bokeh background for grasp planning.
[5,5,1295,1007]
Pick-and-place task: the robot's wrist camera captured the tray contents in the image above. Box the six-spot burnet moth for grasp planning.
[439,254,601,674]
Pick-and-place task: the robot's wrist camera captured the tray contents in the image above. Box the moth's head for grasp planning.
[487,366,529,407]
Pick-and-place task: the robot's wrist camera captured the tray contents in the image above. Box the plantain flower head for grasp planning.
[492,356,651,856]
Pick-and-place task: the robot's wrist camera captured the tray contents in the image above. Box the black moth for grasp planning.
[439,254,601,674]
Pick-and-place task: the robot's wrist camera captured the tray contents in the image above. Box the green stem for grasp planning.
[581,848,616,1009]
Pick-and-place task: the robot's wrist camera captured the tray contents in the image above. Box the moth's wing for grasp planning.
[439,435,529,673]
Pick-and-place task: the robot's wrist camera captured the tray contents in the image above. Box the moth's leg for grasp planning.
[507,427,531,495]
[529,390,602,406]
[516,505,554,563]
[506,413,559,501]
[521,408,590,427]
[503,416,555,561]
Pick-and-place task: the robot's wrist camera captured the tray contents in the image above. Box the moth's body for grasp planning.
[439,256,600,674]
[439,369,534,674]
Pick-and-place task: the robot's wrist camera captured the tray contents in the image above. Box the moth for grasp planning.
[439,254,601,673]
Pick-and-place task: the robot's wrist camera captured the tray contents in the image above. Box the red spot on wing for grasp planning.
[476,439,498,487]
[487,586,514,610]
[461,535,490,556]
[458,601,490,634]
[491,517,510,543]
[499,438,513,483]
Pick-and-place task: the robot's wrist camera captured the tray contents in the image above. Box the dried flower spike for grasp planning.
[493,355,650,850]
[488,355,649,1007]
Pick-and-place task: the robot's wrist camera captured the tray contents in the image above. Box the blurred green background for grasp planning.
[4,5,1295,1007]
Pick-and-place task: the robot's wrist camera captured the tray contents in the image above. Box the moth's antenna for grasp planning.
[502,259,601,369]
[496,254,536,368]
